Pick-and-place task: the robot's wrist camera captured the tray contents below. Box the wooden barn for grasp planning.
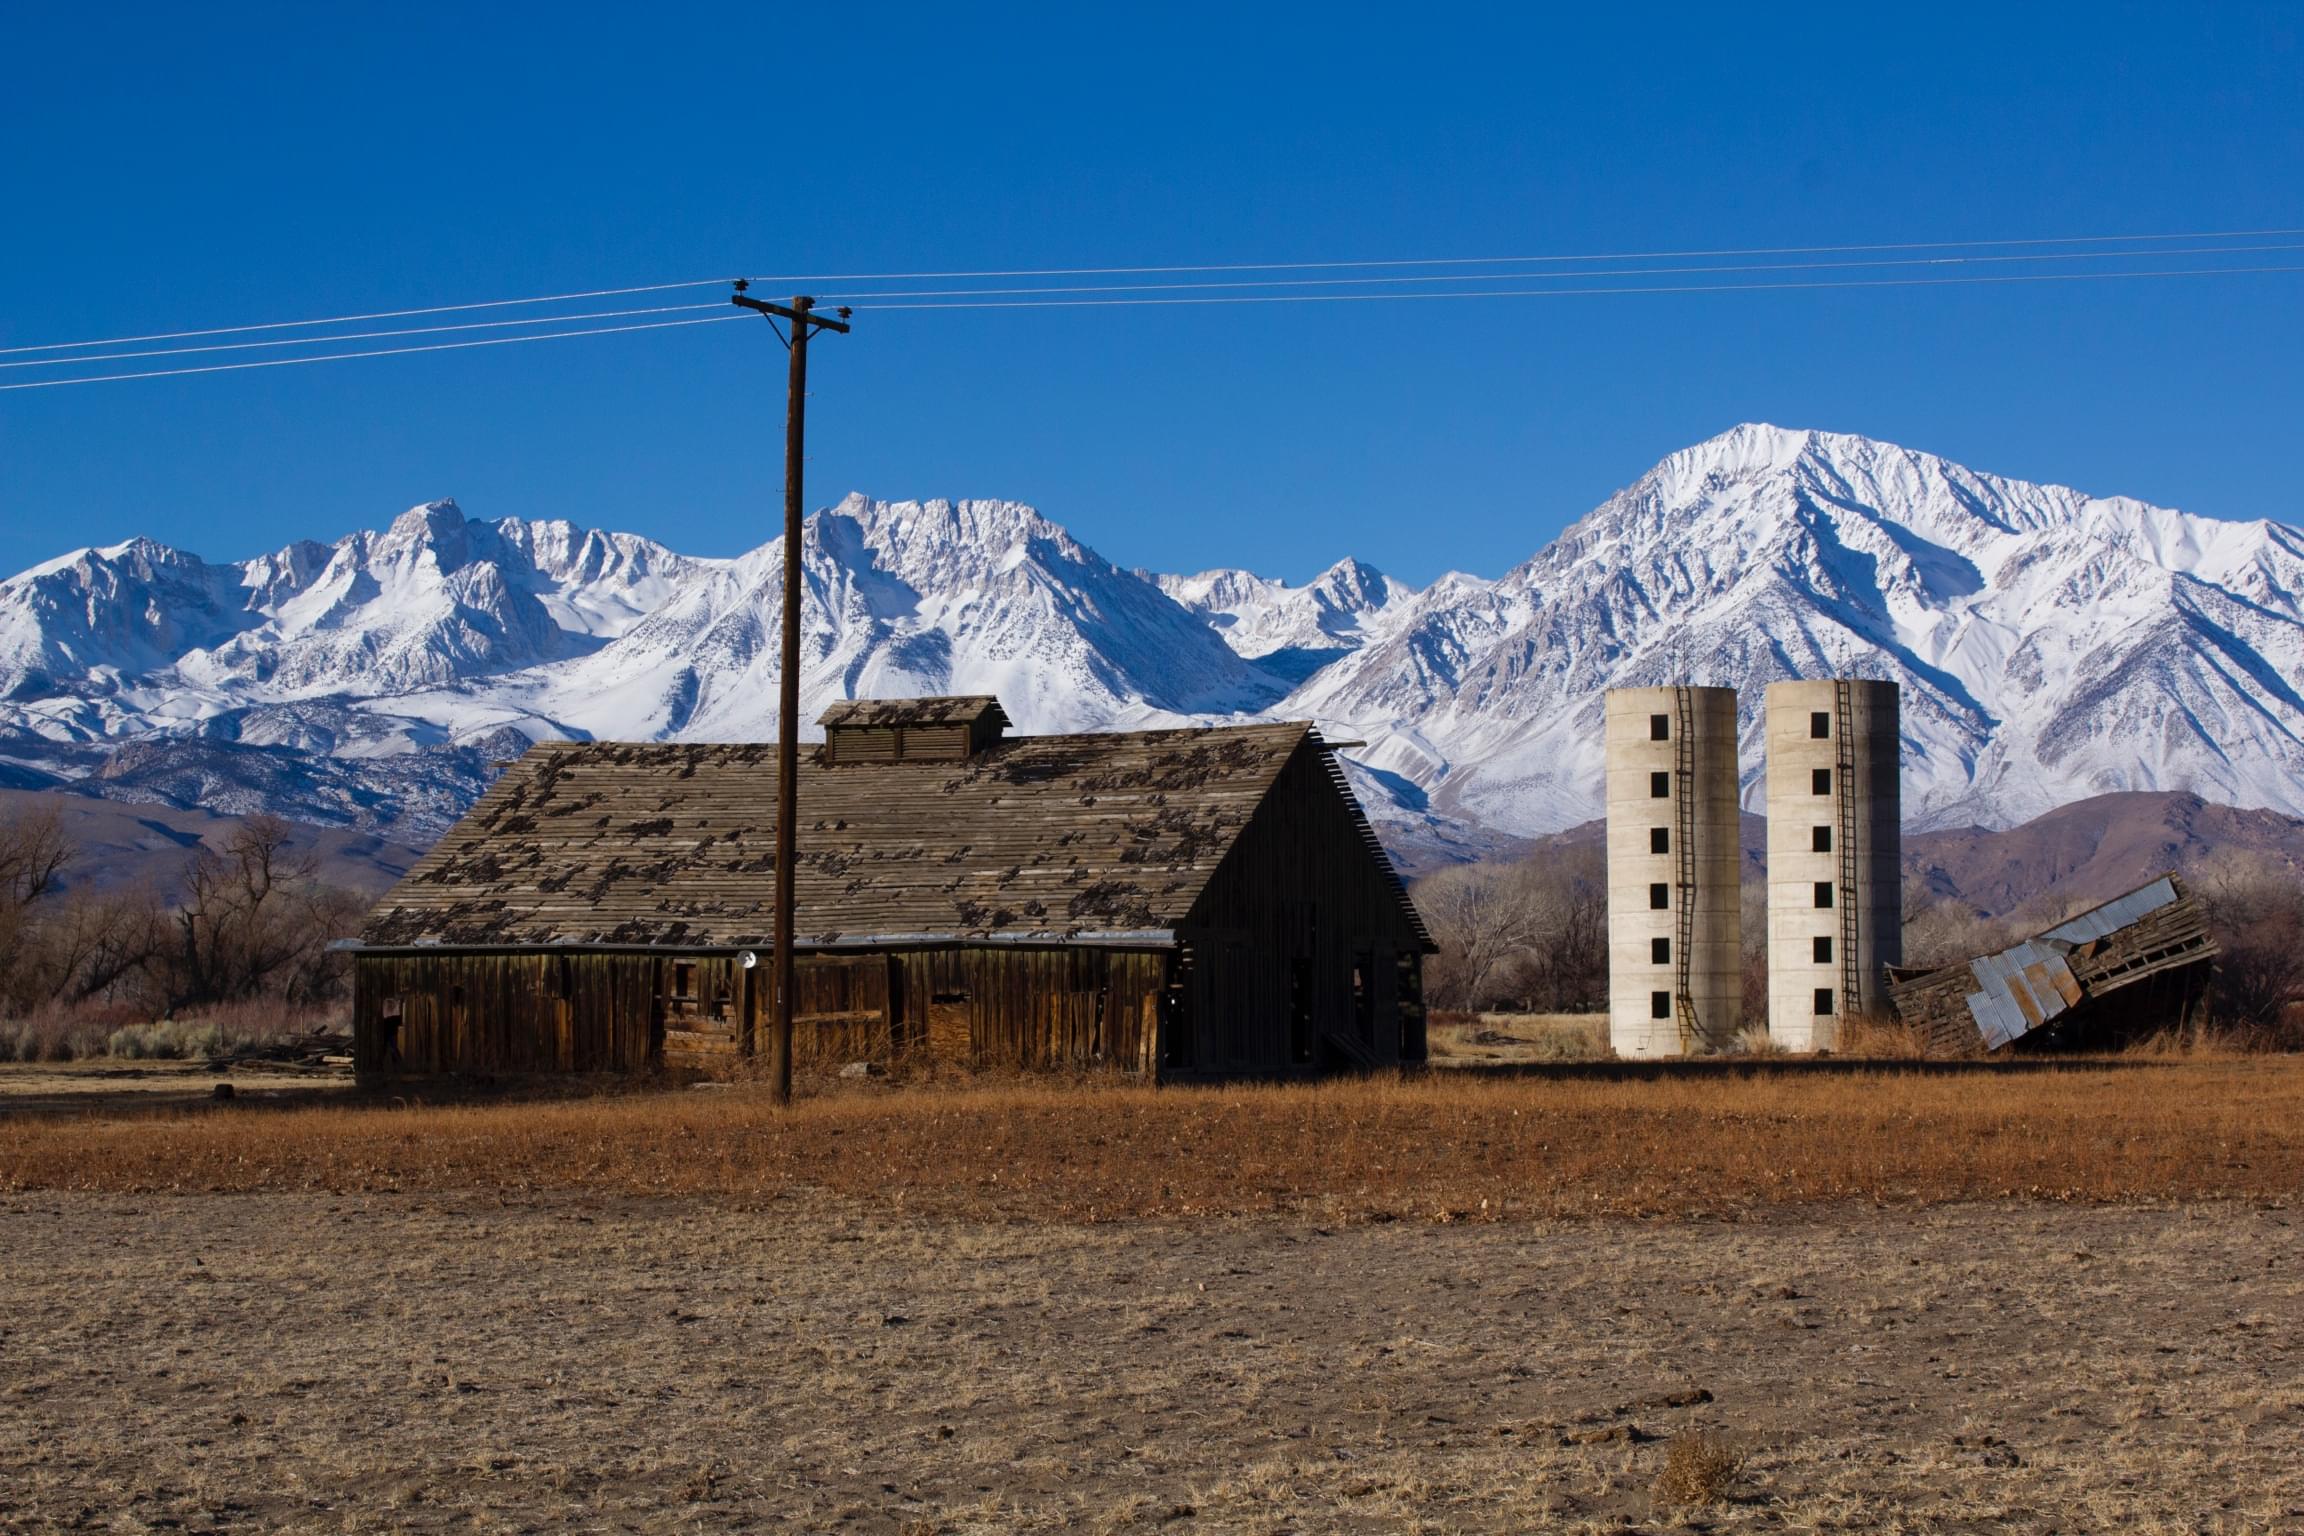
[346,696,1433,1081]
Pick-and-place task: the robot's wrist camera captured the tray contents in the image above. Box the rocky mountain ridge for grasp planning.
[4,425,2299,855]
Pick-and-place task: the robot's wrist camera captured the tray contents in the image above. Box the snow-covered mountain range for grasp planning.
[5,424,2301,857]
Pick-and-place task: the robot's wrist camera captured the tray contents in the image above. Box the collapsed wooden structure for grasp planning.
[347,696,1432,1080]
[1887,874,2217,1053]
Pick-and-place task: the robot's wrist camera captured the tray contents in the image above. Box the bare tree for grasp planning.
[1416,861,1542,1010]
[0,804,74,1010]
[1516,845,1607,1012]
[0,804,69,911]
[164,814,335,1009]
[1414,843,1607,1013]
[39,882,166,1005]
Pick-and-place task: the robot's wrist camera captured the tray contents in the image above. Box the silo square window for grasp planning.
[1650,826,1669,854]
[1810,711,1831,738]
[1650,713,1670,741]
[1652,937,1670,964]
[1650,770,1671,798]
[1814,987,1835,1015]
[1649,882,1670,910]
[1814,881,1834,908]
[1812,767,1833,795]
[1813,935,1832,963]
[1812,825,1832,852]
[1651,990,1672,1019]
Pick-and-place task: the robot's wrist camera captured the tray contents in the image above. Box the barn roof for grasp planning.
[357,720,1330,950]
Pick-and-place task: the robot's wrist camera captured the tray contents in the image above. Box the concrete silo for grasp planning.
[1605,687,1743,1056]
[1765,679,1902,1050]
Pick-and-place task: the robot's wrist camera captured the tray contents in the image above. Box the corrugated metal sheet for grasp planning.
[2042,876,2181,946]
[1963,938,2082,1049]
[1965,940,2078,1045]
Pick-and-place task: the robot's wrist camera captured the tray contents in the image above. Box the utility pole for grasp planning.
[731,281,851,1105]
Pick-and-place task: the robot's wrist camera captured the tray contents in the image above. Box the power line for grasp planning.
[848,263,2304,312]
[0,278,736,357]
[780,226,2304,284]
[7,225,2299,357]
[0,313,747,392]
[19,242,2279,373]
[819,241,2304,303]
[0,302,727,371]
[10,255,2299,392]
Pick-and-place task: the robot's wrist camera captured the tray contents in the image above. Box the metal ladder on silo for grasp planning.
[1672,686,1702,1054]
[1834,681,1862,1018]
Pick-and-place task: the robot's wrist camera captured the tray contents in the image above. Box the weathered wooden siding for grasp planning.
[822,722,974,764]
[788,955,893,1067]
[355,944,1167,1079]
[884,947,1165,1073]
[1172,742,1432,1077]
[353,951,658,1076]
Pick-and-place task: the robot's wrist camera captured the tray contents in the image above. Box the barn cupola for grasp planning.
[818,695,1012,765]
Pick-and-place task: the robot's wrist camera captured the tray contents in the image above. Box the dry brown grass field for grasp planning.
[4,1056,2300,1216]
[3,1058,2301,1532]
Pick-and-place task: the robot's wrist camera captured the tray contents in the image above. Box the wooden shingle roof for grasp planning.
[817,695,1010,729]
[358,721,1316,949]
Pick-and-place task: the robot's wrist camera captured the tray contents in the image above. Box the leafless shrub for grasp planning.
[2193,853,2304,1046]
[0,1001,141,1063]
[106,1020,225,1061]
[190,996,351,1047]
[1652,1429,1741,1506]
[1740,877,1769,1026]
[1901,876,2015,972]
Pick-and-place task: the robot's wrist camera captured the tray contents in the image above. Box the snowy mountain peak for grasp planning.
[381,499,471,551]
[3,426,2301,853]
[1157,554,1417,685]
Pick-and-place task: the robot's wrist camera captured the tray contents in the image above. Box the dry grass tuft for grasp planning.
[3,1057,2301,1219]
[1652,1430,1741,1506]
[2118,1025,2253,1059]
[1429,1011,1612,1064]
[1831,1013,1935,1059]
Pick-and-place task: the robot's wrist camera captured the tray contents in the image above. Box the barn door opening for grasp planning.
[1160,943,1194,1072]
[927,989,971,1065]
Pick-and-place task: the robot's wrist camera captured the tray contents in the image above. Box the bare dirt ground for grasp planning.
[3,1194,2297,1534]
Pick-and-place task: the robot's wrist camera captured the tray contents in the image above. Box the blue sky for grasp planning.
[3,2,2299,585]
